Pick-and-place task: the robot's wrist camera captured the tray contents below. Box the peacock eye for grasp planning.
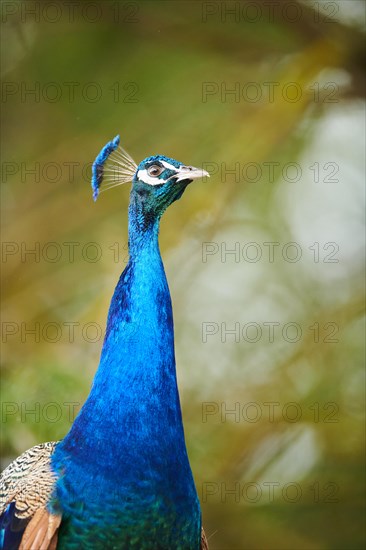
[147,165,164,177]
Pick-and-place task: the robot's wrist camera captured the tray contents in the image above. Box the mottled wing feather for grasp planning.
[0,442,61,550]
[0,442,58,518]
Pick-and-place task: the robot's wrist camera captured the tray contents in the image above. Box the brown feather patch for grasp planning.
[201,527,209,549]
[19,508,61,550]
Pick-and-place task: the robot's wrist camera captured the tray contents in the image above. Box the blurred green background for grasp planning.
[1,1,365,548]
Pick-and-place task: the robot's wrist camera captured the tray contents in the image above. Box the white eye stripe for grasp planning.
[161,160,178,171]
[137,162,182,186]
[137,169,166,186]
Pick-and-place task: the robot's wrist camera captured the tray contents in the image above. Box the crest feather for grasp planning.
[91,135,137,201]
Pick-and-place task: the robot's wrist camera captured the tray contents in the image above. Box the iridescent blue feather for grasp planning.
[91,135,120,201]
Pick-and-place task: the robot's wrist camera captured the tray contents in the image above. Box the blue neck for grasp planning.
[51,189,201,548]
[127,188,161,257]
[58,190,188,474]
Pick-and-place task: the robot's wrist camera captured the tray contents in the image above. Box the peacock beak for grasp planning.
[175,165,210,182]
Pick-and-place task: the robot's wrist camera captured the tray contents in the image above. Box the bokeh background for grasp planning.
[1,1,365,548]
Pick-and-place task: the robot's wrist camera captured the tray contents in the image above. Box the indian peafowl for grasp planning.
[0,136,210,550]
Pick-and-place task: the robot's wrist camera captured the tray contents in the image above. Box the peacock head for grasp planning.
[132,155,209,213]
[91,136,209,217]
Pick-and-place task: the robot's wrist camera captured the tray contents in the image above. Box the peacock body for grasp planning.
[0,138,209,550]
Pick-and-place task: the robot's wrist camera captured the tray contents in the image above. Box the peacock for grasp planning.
[0,136,210,550]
